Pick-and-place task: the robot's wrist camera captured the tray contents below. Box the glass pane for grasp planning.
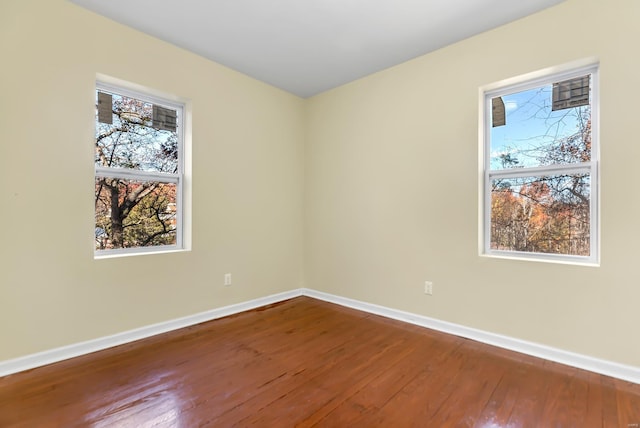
[95,178,177,250]
[95,91,178,173]
[490,174,590,256]
[490,78,591,171]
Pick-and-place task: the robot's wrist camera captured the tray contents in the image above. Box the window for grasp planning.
[95,81,184,256]
[482,64,599,264]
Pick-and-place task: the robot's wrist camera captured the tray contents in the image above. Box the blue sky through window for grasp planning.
[490,85,588,170]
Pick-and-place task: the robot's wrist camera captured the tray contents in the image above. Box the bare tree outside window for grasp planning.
[484,65,598,263]
[94,85,182,253]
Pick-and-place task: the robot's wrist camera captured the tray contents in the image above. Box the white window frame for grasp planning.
[480,62,599,266]
[95,80,185,258]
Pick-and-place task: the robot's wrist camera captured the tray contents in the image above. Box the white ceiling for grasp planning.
[70,0,565,98]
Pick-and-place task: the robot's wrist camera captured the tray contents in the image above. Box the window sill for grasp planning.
[480,252,599,267]
[94,247,189,260]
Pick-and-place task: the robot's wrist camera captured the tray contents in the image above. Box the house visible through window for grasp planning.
[482,64,599,264]
[95,82,184,256]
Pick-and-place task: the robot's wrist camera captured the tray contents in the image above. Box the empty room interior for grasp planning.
[2,0,640,425]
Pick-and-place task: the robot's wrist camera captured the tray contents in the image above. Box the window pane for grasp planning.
[490,174,590,256]
[490,81,591,171]
[95,91,179,173]
[95,178,177,250]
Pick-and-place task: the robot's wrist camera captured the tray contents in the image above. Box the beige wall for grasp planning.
[2,0,639,369]
[0,0,304,360]
[305,0,640,367]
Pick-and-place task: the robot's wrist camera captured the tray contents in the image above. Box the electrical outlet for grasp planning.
[224,273,232,286]
[424,281,433,295]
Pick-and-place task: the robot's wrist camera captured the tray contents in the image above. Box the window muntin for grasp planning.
[94,83,183,255]
[483,65,598,264]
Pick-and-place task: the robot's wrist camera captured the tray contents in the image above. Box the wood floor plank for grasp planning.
[617,379,640,428]
[538,366,589,427]
[352,340,472,426]
[210,312,417,426]
[1,296,639,427]
[283,331,418,427]
[313,332,439,424]
[497,364,548,427]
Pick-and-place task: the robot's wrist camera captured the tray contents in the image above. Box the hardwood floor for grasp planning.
[1,296,639,427]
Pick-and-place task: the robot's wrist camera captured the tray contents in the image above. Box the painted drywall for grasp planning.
[0,0,304,360]
[305,0,640,367]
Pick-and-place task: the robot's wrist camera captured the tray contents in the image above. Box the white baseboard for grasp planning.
[2,287,638,385]
[302,288,640,385]
[0,289,302,378]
